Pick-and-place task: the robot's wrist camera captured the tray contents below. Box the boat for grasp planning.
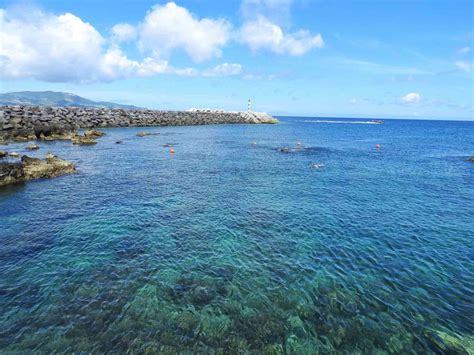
[370,120,384,124]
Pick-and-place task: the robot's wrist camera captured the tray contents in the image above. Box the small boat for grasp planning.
[370,120,384,124]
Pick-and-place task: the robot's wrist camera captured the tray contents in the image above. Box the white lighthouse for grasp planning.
[247,98,252,112]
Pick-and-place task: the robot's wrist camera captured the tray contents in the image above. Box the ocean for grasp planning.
[1,117,473,353]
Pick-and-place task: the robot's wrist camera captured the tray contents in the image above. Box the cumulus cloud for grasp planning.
[0,1,321,83]
[0,8,105,82]
[0,7,170,82]
[139,2,231,63]
[455,60,472,72]
[202,63,242,77]
[401,92,421,104]
[111,23,136,42]
[239,16,323,56]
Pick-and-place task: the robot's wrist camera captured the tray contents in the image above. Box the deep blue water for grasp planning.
[0,117,473,353]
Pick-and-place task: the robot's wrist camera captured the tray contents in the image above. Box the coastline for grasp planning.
[0,106,278,142]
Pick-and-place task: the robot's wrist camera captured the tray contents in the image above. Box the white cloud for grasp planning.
[401,92,421,104]
[203,63,242,77]
[111,23,136,42]
[0,8,104,82]
[139,2,231,63]
[239,16,323,56]
[0,2,320,83]
[455,60,472,72]
[457,46,471,55]
[0,7,167,82]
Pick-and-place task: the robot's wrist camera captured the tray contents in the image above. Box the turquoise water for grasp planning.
[1,117,473,353]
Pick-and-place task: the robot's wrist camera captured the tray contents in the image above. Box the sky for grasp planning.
[0,0,473,120]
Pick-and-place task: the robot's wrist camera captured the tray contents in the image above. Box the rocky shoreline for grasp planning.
[0,154,75,186]
[0,106,278,142]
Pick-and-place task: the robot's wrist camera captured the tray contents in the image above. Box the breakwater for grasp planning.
[0,106,277,141]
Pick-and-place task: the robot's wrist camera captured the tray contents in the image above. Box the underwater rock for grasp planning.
[424,329,474,355]
[26,143,40,150]
[0,154,75,186]
[136,131,160,137]
[162,143,173,147]
[84,129,106,137]
[468,157,474,163]
[115,140,123,144]
[199,312,233,340]
[190,286,215,306]
[287,315,307,337]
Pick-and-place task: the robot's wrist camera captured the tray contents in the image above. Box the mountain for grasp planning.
[0,91,142,109]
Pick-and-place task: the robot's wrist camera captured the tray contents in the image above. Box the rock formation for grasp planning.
[26,144,40,150]
[71,135,98,145]
[0,105,278,142]
[0,154,75,186]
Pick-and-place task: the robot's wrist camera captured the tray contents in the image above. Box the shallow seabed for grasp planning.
[1,118,473,353]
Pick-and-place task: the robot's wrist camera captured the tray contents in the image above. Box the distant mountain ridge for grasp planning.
[0,91,142,109]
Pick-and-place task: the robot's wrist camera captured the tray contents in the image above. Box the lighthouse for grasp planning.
[247,98,251,112]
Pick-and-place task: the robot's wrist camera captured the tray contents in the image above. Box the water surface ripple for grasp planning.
[0,118,473,353]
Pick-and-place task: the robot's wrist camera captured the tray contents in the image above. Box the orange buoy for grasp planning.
[170,148,175,154]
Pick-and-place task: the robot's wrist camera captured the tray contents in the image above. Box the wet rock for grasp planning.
[72,135,97,145]
[136,131,160,137]
[84,129,106,137]
[26,144,40,150]
[21,155,76,180]
[0,154,75,186]
[115,140,123,144]
[468,157,474,163]
[278,147,292,153]
[41,132,76,141]
[8,152,20,157]
[162,143,173,147]
[13,136,29,142]
[0,150,7,158]
[0,161,24,186]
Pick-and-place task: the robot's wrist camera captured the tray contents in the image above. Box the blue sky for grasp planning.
[0,0,472,120]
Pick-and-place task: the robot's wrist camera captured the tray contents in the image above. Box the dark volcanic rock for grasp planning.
[0,162,24,186]
[0,105,278,143]
[468,157,474,163]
